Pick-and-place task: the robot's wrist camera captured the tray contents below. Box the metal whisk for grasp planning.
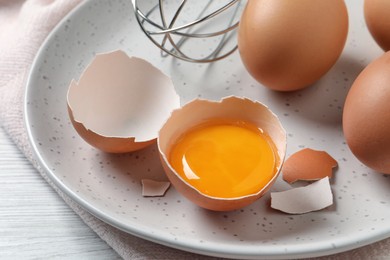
[131,0,244,63]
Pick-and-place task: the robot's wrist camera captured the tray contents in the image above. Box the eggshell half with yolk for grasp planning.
[158,96,287,211]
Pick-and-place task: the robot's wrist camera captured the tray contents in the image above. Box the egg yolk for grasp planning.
[169,120,278,198]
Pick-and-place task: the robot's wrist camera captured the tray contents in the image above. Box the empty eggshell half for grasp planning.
[158,96,287,211]
[67,50,180,153]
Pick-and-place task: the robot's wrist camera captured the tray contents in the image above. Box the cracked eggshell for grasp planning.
[271,177,333,214]
[157,96,287,211]
[141,179,171,197]
[282,148,338,184]
[67,50,180,153]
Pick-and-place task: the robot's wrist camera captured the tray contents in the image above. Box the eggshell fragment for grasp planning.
[67,50,180,153]
[158,96,287,211]
[141,179,171,197]
[282,148,338,183]
[271,177,333,214]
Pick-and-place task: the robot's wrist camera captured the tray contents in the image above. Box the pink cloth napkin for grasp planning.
[0,1,389,259]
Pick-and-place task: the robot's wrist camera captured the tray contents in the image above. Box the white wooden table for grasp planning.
[0,127,121,259]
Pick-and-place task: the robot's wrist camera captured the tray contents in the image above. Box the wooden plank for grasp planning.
[0,127,121,259]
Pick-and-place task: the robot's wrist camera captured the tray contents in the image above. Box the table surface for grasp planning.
[1,123,390,260]
[0,126,121,259]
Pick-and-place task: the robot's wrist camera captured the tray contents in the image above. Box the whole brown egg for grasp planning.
[238,0,349,91]
[343,51,390,174]
[364,0,390,51]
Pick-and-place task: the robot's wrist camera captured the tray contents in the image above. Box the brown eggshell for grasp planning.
[364,0,390,51]
[282,148,338,184]
[238,0,348,91]
[343,51,390,174]
[158,96,287,211]
[141,179,171,197]
[68,106,155,153]
[67,50,180,153]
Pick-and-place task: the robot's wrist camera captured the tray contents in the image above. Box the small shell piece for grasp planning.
[158,96,287,211]
[67,50,180,153]
[271,177,333,214]
[282,148,338,184]
[141,179,171,197]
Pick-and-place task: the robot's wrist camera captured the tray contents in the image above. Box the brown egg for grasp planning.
[158,97,287,211]
[67,50,180,153]
[343,51,390,174]
[364,0,390,51]
[238,0,348,91]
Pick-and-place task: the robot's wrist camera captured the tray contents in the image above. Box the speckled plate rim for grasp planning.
[23,0,390,259]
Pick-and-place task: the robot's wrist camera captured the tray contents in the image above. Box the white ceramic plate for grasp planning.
[24,0,390,259]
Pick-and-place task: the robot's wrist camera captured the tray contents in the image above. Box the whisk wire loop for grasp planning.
[132,0,243,63]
